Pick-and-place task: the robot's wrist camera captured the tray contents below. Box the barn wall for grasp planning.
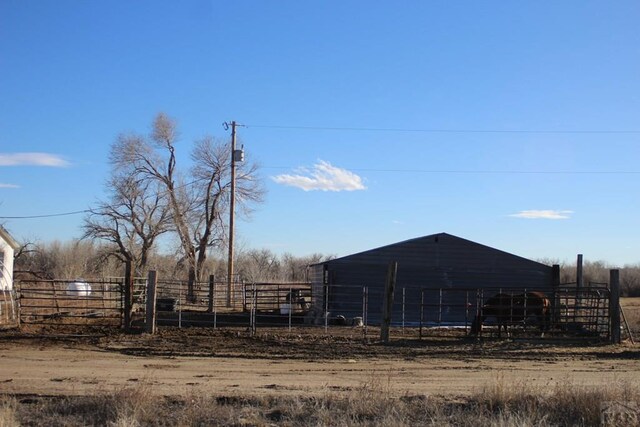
[308,264,325,308]
[314,233,554,324]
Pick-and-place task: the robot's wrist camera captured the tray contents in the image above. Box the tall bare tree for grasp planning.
[83,132,172,275]
[108,113,264,282]
[190,136,264,281]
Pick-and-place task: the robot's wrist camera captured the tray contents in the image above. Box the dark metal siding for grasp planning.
[316,233,553,324]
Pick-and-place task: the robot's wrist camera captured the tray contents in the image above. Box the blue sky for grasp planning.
[1,1,639,265]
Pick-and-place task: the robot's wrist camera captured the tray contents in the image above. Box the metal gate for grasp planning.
[415,285,612,340]
[17,279,124,327]
[553,284,611,338]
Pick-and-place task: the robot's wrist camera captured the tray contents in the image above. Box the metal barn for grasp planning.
[309,233,555,325]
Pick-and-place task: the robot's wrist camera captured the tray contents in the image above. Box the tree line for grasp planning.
[13,239,640,297]
[14,239,333,284]
[9,113,640,296]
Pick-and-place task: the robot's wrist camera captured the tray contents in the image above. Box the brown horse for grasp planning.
[470,293,513,337]
[470,291,551,337]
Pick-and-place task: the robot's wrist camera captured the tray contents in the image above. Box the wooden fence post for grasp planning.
[146,270,158,334]
[124,260,133,332]
[576,254,584,290]
[610,269,621,344]
[187,268,196,304]
[380,261,398,344]
[575,254,583,323]
[208,275,215,313]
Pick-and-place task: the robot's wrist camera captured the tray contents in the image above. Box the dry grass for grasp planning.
[3,377,640,426]
[622,297,640,337]
[0,397,19,427]
[475,376,640,426]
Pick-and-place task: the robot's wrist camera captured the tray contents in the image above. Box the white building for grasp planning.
[0,226,19,290]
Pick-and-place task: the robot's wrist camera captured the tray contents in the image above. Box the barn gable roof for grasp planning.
[319,232,550,271]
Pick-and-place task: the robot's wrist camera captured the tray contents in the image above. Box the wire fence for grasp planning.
[15,277,614,342]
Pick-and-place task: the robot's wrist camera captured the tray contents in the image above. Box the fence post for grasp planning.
[465,291,469,333]
[610,269,621,344]
[552,264,561,326]
[324,284,329,333]
[402,287,406,334]
[178,282,182,328]
[575,254,583,323]
[251,284,257,336]
[123,260,134,332]
[208,275,215,313]
[362,286,369,339]
[438,288,443,326]
[288,286,292,332]
[380,261,398,344]
[187,268,196,304]
[145,270,158,334]
[419,289,424,339]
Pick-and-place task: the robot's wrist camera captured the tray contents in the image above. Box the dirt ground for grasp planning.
[1,325,639,399]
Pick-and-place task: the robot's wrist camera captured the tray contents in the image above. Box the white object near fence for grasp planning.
[66,281,92,297]
[280,303,292,315]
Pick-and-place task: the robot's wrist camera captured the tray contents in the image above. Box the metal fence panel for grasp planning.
[17,279,123,327]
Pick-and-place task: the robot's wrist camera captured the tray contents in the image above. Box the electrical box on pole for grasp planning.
[233,146,245,162]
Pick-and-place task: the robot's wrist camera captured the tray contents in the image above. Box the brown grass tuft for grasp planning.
[4,378,640,426]
[0,397,19,427]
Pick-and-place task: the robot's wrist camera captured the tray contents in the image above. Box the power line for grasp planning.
[262,166,640,175]
[247,124,640,134]
[5,160,639,221]
[0,176,214,220]
[0,209,91,219]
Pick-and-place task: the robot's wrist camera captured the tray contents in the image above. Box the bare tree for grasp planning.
[190,137,264,281]
[109,113,264,282]
[281,252,330,281]
[237,248,281,282]
[14,240,113,280]
[83,130,172,275]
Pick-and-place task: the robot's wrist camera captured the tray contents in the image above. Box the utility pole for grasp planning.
[223,121,243,307]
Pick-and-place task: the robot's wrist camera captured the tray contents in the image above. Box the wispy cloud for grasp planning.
[509,210,573,220]
[0,183,20,188]
[271,160,366,192]
[0,152,70,167]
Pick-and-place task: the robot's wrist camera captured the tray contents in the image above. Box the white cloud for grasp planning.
[271,160,366,192]
[0,152,70,167]
[0,183,20,188]
[509,210,573,220]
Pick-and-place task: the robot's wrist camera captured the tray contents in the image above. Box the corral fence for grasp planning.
[15,276,248,329]
[553,282,611,338]
[146,278,618,342]
[17,278,123,327]
[13,271,624,343]
[305,283,616,341]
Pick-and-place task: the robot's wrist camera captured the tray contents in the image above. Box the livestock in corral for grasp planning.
[285,289,310,312]
[518,291,551,332]
[470,291,551,337]
[470,293,513,337]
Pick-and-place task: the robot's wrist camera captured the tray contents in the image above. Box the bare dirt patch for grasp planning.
[1,326,638,399]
